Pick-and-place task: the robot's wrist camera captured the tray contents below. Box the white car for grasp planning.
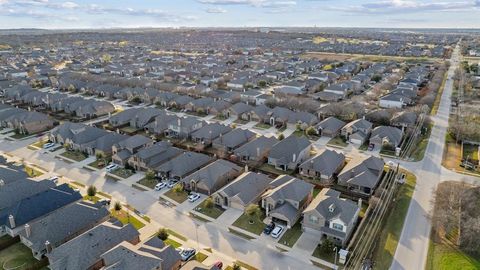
[271,225,284,238]
[48,176,59,183]
[167,180,178,188]
[188,193,201,202]
[154,182,167,191]
[105,164,119,172]
[43,142,55,149]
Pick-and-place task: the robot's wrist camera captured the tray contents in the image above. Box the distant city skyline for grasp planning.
[0,0,480,29]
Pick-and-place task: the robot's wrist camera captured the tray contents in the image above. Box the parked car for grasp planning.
[271,225,284,238]
[105,164,119,172]
[43,142,55,149]
[263,222,275,235]
[212,261,223,269]
[367,143,374,151]
[99,198,111,206]
[154,182,167,191]
[188,193,201,202]
[178,247,196,261]
[167,179,178,188]
[48,175,59,183]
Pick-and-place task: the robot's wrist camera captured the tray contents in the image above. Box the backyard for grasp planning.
[0,242,44,270]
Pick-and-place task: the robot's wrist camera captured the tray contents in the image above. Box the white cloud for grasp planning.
[206,7,227,13]
[60,1,79,9]
[331,0,477,14]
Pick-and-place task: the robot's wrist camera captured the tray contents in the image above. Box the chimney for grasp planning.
[45,240,52,253]
[256,147,260,157]
[177,118,181,126]
[292,153,296,162]
[8,215,15,228]
[25,224,31,238]
[358,198,362,208]
[244,164,248,172]
[0,179,4,186]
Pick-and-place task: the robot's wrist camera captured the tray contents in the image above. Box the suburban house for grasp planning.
[128,142,183,171]
[155,151,213,180]
[165,116,205,139]
[299,149,346,183]
[0,105,54,135]
[19,201,110,259]
[181,159,243,195]
[315,117,346,138]
[233,136,279,163]
[0,179,55,210]
[324,83,352,99]
[191,123,232,146]
[0,184,82,237]
[144,112,178,135]
[213,172,272,210]
[268,136,311,171]
[379,92,412,109]
[302,188,360,246]
[369,126,404,149]
[84,132,129,157]
[337,155,385,195]
[100,237,181,270]
[47,221,140,270]
[341,119,373,145]
[212,128,256,153]
[390,111,418,131]
[112,135,154,166]
[49,122,108,152]
[261,175,314,228]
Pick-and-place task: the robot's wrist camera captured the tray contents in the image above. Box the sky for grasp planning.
[0,0,480,29]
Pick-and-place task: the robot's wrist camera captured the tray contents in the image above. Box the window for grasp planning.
[309,215,319,224]
[332,223,343,231]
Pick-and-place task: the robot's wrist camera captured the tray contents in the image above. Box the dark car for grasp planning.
[263,222,275,235]
[367,143,374,151]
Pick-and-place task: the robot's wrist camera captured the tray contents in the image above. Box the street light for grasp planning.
[194,221,200,251]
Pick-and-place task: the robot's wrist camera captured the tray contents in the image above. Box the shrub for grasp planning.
[157,228,169,240]
[87,185,97,198]
[204,197,214,209]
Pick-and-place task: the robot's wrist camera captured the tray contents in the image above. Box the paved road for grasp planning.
[390,44,479,270]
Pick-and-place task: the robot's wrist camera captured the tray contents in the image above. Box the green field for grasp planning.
[426,240,480,270]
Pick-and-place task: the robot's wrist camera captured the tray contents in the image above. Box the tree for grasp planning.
[204,197,214,209]
[172,183,183,194]
[87,185,97,200]
[320,239,335,254]
[306,126,317,136]
[232,264,241,270]
[258,80,267,88]
[145,170,156,181]
[278,133,285,140]
[245,204,261,217]
[157,228,169,241]
[114,201,122,213]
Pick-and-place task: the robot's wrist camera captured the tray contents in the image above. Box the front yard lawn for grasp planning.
[254,123,272,130]
[83,195,101,203]
[195,199,225,219]
[312,244,336,264]
[327,136,348,147]
[463,144,479,162]
[278,222,303,248]
[164,238,182,248]
[110,209,145,230]
[372,171,416,269]
[163,189,189,204]
[232,213,266,235]
[31,140,46,148]
[234,118,249,124]
[111,167,134,179]
[10,133,30,139]
[137,177,159,189]
[88,158,111,169]
[24,166,44,177]
[195,252,208,263]
[60,150,88,162]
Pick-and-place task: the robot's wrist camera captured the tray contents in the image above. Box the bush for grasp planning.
[245,204,261,217]
[145,170,156,181]
[278,133,285,140]
[157,228,169,241]
[172,183,183,193]
[87,185,97,198]
[233,264,241,270]
[306,126,317,136]
[204,197,214,209]
[320,238,335,254]
[114,201,122,212]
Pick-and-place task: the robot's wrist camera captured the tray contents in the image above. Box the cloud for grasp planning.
[197,0,296,8]
[205,7,227,13]
[329,0,477,14]
[60,1,79,9]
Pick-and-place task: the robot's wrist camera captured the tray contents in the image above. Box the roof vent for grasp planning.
[328,203,335,213]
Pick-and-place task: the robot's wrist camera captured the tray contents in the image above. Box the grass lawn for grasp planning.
[83,195,101,203]
[10,133,30,139]
[195,252,208,263]
[97,191,111,198]
[234,260,259,270]
[232,213,266,235]
[31,140,46,148]
[137,177,159,189]
[111,210,145,230]
[427,238,480,270]
[312,245,336,264]
[312,188,321,198]
[371,171,416,270]
[411,136,429,161]
[0,242,38,269]
[463,144,479,162]
[60,150,88,162]
[24,166,44,177]
[164,238,182,248]
[195,199,225,219]
[88,158,111,169]
[234,118,249,124]
[278,222,303,248]
[254,123,272,130]
[213,114,227,121]
[228,228,255,240]
[327,136,348,147]
[163,189,189,204]
[167,229,187,241]
[111,167,134,179]
[442,133,463,172]
[70,181,86,188]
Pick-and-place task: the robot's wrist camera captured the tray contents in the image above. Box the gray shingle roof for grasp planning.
[217,172,272,206]
[299,149,346,177]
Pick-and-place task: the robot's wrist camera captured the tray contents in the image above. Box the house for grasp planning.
[0,105,54,135]
[109,108,163,130]
[165,116,205,139]
[379,92,412,109]
[0,184,82,237]
[182,159,243,195]
[341,119,373,145]
[112,135,154,166]
[155,152,212,180]
[324,83,352,98]
[390,111,418,131]
[128,142,182,171]
[213,172,272,210]
[0,179,55,210]
[207,100,231,115]
[49,122,111,154]
[191,123,232,146]
[233,136,279,163]
[268,136,311,171]
[100,237,181,270]
[212,128,256,153]
[84,132,129,157]
[47,221,140,270]
[261,175,313,228]
[299,149,346,183]
[369,126,404,149]
[315,117,346,138]
[224,102,253,120]
[302,188,360,246]
[19,201,110,259]
[337,155,385,195]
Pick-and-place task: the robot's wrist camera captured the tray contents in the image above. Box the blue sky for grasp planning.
[0,0,479,29]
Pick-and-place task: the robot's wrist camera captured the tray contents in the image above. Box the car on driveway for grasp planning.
[48,175,59,183]
[188,193,201,202]
[43,142,55,149]
[105,164,119,172]
[212,261,223,269]
[271,225,284,238]
[167,179,178,188]
[263,222,275,235]
[99,198,111,206]
[177,247,196,261]
[154,182,167,191]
